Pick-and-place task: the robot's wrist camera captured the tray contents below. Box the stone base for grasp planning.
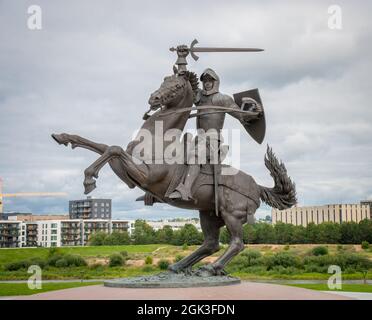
[104,272,241,288]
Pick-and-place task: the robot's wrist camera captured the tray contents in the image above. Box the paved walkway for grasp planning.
[12,282,351,300]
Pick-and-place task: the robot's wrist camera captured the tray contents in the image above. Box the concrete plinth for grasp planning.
[104,273,240,288]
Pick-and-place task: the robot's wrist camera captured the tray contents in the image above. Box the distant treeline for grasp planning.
[88,219,372,246]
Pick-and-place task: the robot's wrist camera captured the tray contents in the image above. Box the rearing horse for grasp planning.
[52,70,296,276]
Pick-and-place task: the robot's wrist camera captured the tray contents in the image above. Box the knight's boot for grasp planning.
[168,165,199,200]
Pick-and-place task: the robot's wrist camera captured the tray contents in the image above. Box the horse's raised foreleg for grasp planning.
[168,211,224,274]
[83,146,148,194]
[51,133,108,155]
[83,146,125,194]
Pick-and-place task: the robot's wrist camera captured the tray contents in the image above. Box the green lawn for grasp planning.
[286,283,372,293]
[0,281,102,296]
[0,244,165,265]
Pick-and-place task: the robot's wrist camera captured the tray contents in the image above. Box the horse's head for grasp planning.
[148,70,198,110]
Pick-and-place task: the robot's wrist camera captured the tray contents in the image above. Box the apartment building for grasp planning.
[37,221,62,247]
[0,219,131,248]
[69,196,112,219]
[147,219,201,232]
[0,221,23,248]
[272,202,371,226]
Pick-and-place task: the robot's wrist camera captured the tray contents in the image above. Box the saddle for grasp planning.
[137,163,260,207]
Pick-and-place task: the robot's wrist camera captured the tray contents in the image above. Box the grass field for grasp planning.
[0,244,163,266]
[286,283,372,293]
[0,244,371,281]
[0,282,102,296]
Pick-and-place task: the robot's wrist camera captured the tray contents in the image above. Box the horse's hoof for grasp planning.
[51,133,68,146]
[84,180,96,194]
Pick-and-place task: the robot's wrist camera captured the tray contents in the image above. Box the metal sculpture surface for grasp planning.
[52,40,296,276]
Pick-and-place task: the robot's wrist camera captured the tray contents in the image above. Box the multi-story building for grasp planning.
[0,221,23,248]
[26,223,38,247]
[360,200,372,219]
[69,196,112,220]
[272,202,371,226]
[147,219,201,232]
[1,212,69,222]
[0,218,131,248]
[37,221,62,247]
[39,219,130,247]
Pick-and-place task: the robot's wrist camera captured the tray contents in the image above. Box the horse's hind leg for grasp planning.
[51,133,108,155]
[202,210,246,275]
[168,211,224,273]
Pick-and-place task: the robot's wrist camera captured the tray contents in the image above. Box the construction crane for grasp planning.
[0,177,67,214]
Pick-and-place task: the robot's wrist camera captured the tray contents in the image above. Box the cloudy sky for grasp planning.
[0,0,371,220]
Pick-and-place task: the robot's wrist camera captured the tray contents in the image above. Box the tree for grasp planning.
[104,231,131,245]
[132,220,156,244]
[340,222,361,244]
[243,224,256,244]
[219,227,230,244]
[359,219,372,243]
[156,225,174,244]
[254,222,275,243]
[292,225,306,244]
[274,222,295,244]
[88,231,107,246]
[305,223,320,243]
[178,224,203,245]
[317,222,341,244]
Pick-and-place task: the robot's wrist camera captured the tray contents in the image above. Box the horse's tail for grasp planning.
[258,146,297,210]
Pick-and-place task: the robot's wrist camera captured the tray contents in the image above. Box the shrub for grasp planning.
[64,254,87,267]
[158,259,170,270]
[311,246,329,256]
[4,260,30,271]
[142,265,154,272]
[28,257,47,269]
[304,264,328,273]
[182,243,189,250]
[109,254,124,267]
[284,244,290,251]
[55,258,69,268]
[361,241,369,250]
[241,250,262,266]
[47,247,61,257]
[265,252,300,270]
[120,251,129,258]
[145,256,153,265]
[47,254,65,267]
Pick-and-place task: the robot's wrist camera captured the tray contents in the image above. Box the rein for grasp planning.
[156,105,259,117]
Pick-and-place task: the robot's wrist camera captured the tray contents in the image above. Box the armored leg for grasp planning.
[168,165,200,200]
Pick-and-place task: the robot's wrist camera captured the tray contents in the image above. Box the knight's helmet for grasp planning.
[200,68,220,96]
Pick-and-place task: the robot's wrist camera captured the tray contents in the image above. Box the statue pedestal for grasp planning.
[104,272,240,288]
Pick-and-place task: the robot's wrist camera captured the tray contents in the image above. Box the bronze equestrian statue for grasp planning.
[52,41,296,276]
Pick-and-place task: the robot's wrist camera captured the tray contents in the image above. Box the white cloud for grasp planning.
[1,0,371,220]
